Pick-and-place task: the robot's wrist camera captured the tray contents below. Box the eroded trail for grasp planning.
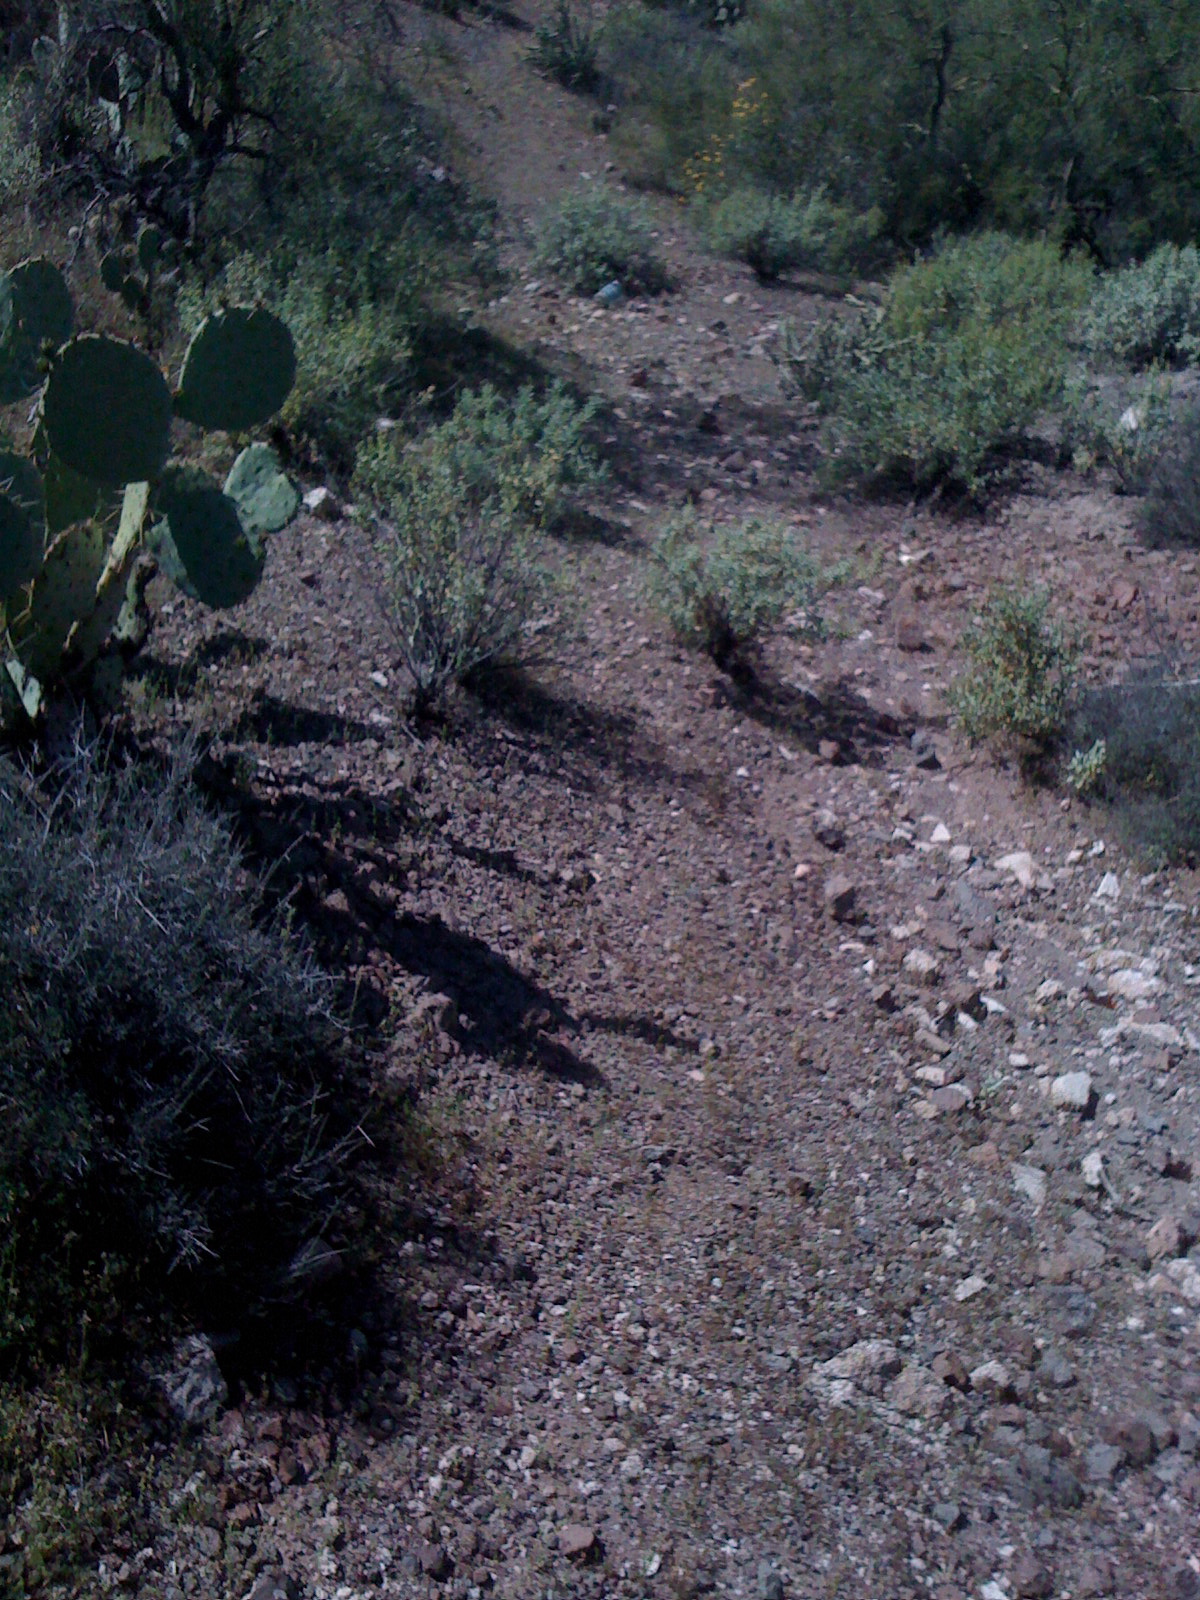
[133,6,1200,1598]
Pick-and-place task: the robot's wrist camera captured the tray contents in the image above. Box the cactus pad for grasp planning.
[174,309,296,432]
[137,226,164,272]
[16,521,106,679]
[42,335,173,487]
[100,252,131,293]
[152,466,265,609]
[0,453,45,604]
[0,258,74,403]
[224,444,300,538]
[43,452,115,534]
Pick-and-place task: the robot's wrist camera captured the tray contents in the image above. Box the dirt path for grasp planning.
[118,7,1200,1600]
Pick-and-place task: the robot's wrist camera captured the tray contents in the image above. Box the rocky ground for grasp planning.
[43,4,1200,1599]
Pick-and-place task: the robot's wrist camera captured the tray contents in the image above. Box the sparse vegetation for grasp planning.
[1081,244,1200,369]
[781,234,1092,494]
[537,187,672,296]
[354,383,601,709]
[1138,404,1200,547]
[530,1,601,93]
[698,185,883,281]
[949,585,1083,760]
[648,508,832,670]
[1061,367,1175,493]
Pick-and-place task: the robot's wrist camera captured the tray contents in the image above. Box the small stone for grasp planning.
[903,947,941,984]
[416,1541,450,1580]
[1095,871,1121,900]
[1101,1415,1158,1466]
[1085,1442,1126,1483]
[1012,1552,1053,1599]
[911,729,940,769]
[244,1576,295,1600]
[915,1026,954,1058]
[303,485,342,521]
[1107,967,1162,1002]
[1076,1557,1114,1598]
[757,1560,785,1600]
[889,1363,948,1417]
[1081,1150,1105,1188]
[1001,1444,1083,1509]
[932,1501,962,1532]
[817,738,842,764]
[811,809,845,850]
[930,822,952,844]
[969,1359,1014,1398]
[996,850,1035,889]
[158,1335,227,1425]
[1037,1349,1076,1389]
[1169,1565,1200,1600]
[1043,1285,1098,1337]
[823,873,858,923]
[1049,1071,1093,1111]
[559,1524,597,1560]
[929,1084,972,1114]
[1012,1164,1048,1209]
[1163,1259,1200,1303]
[1147,1216,1188,1261]
[932,1351,971,1390]
[818,1339,901,1393]
[619,1450,643,1480]
[954,1274,987,1302]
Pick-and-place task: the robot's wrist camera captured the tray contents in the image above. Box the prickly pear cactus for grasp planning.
[0,257,300,728]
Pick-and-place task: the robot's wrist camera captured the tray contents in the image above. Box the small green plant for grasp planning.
[698,186,882,282]
[949,585,1083,759]
[648,508,831,670]
[1060,366,1174,493]
[530,1,601,93]
[1138,404,1200,548]
[353,384,598,710]
[1066,737,1108,794]
[0,258,299,727]
[780,234,1092,494]
[537,188,672,297]
[1081,244,1200,369]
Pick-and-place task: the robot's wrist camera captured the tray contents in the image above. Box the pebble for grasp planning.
[996,850,1035,889]
[823,873,858,923]
[903,947,941,984]
[1049,1071,1093,1110]
[818,1339,901,1390]
[954,1274,988,1302]
[1147,1215,1187,1261]
[1012,1164,1047,1208]
[1095,871,1121,899]
[1081,1150,1105,1187]
[1012,1552,1054,1598]
[1084,1442,1126,1483]
[932,1500,962,1531]
[559,1524,596,1560]
[757,1560,785,1600]
[1037,1349,1076,1388]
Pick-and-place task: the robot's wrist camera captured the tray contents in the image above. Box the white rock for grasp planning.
[949,844,972,864]
[1050,1071,1093,1111]
[930,822,952,844]
[969,1358,1012,1392]
[903,947,941,984]
[1164,1259,1200,1304]
[996,850,1035,889]
[888,1363,948,1417]
[1035,980,1064,1004]
[619,1451,644,1480]
[954,1274,987,1303]
[1095,871,1121,900]
[1107,968,1163,1002]
[1012,1164,1047,1208]
[1081,1150,1105,1188]
[303,485,342,521]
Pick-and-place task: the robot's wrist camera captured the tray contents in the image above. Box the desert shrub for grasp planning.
[1138,404,1200,548]
[1081,245,1200,369]
[642,0,745,24]
[530,1,601,92]
[1070,667,1200,863]
[1061,367,1175,494]
[354,383,599,709]
[698,185,883,281]
[648,508,831,669]
[949,586,1082,757]
[0,744,367,1366]
[537,187,672,296]
[781,234,1092,493]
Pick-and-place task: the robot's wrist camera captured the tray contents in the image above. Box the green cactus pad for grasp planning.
[0,492,41,604]
[174,309,296,432]
[152,465,265,609]
[0,258,74,404]
[137,226,163,272]
[0,451,45,526]
[70,487,148,666]
[119,277,146,313]
[224,444,300,538]
[42,336,173,487]
[17,521,106,679]
[43,451,115,534]
[100,251,131,293]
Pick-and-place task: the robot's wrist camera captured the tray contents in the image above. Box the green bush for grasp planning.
[1138,404,1200,548]
[1081,244,1200,369]
[1070,667,1200,864]
[781,234,1093,493]
[949,586,1082,758]
[698,185,883,281]
[530,1,601,93]
[354,383,600,709]
[537,187,672,296]
[1060,367,1174,494]
[648,508,832,669]
[0,744,366,1365]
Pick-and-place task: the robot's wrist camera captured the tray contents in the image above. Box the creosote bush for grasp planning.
[949,586,1082,759]
[0,742,366,1365]
[648,508,832,669]
[1070,667,1200,864]
[698,185,882,281]
[537,187,672,296]
[782,234,1092,494]
[354,383,602,710]
[1082,244,1200,369]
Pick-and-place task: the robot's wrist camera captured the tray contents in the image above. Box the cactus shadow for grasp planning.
[722,666,914,766]
[230,691,380,749]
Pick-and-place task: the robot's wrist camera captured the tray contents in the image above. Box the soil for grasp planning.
[28,4,1200,1599]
